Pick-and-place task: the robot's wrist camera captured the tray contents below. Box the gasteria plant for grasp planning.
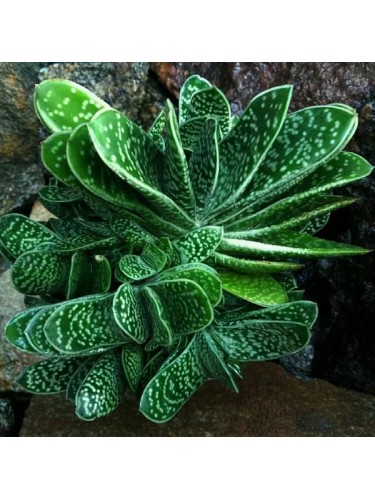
[0,75,372,423]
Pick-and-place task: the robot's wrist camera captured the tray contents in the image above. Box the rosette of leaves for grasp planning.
[0,76,372,423]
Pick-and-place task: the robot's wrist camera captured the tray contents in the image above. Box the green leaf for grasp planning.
[41,132,80,187]
[225,195,355,234]
[220,231,369,259]
[173,226,223,263]
[208,252,303,274]
[196,330,238,392]
[185,87,231,136]
[140,337,207,423]
[35,79,109,133]
[113,284,149,344]
[219,271,288,306]
[149,109,166,137]
[143,287,173,347]
[17,357,84,394]
[119,242,167,281]
[189,118,219,214]
[147,278,214,335]
[158,263,222,307]
[4,307,43,354]
[136,350,168,396]
[220,300,318,327]
[39,186,82,204]
[209,85,293,212]
[12,251,70,295]
[178,74,212,124]
[121,344,144,392]
[218,105,359,222]
[88,109,195,229]
[179,116,208,151]
[45,294,126,355]
[164,100,195,216]
[75,351,125,421]
[67,252,111,299]
[51,234,120,254]
[214,319,311,362]
[25,304,64,356]
[66,357,98,402]
[0,214,58,259]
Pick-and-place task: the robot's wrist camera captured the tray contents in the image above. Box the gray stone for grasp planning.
[20,362,375,437]
[0,398,14,436]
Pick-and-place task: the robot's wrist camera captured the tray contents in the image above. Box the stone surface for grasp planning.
[0,398,14,436]
[20,362,375,437]
[0,63,45,216]
[152,62,375,394]
[39,62,166,129]
[0,268,41,391]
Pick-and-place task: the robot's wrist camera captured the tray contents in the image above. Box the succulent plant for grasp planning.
[0,75,372,423]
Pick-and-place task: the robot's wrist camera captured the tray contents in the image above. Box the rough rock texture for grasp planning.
[39,62,166,129]
[20,362,375,437]
[152,63,375,393]
[0,269,41,391]
[0,63,45,216]
[0,398,14,436]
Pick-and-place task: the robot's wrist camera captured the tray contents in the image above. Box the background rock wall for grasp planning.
[1,62,374,435]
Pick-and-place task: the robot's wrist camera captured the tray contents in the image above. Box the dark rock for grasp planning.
[20,362,375,437]
[39,62,166,129]
[0,63,45,216]
[0,398,14,436]
[152,62,375,393]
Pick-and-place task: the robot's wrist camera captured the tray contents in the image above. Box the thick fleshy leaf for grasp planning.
[219,232,369,259]
[113,284,149,343]
[164,100,195,215]
[35,79,109,132]
[67,252,111,299]
[148,279,214,335]
[225,195,355,234]
[0,214,58,259]
[140,337,207,423]
[189,118,219,213]
[179,116,208,151]
[121,344,144,392]
[208,252,303,274]
[119,242,167,281]
[219,271,288,306]
[136,350,168,396]
[173,226,223,263]
[41,132,80,187]
[219,300,318,327]
[75,351,125,421]
[215,105,359,223]
[39,186,82,204]
[12,251,70,295]
[51,234,120,254]
[110,217,157,248]
[66,357,98,402]
[196,330,238,391]
[208,85,293,212]
[185,87,231,135]
[17,357,83,394]
[158,263,222,306]
[4,307,43,354]
[143,287,173,347]
[214,320,311,362]
[45,294,126,355]
[67,123,151,213]
[178,74,212,124]
[149,109,166,137]
[88,109,195,229]
[25,304,64,356]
